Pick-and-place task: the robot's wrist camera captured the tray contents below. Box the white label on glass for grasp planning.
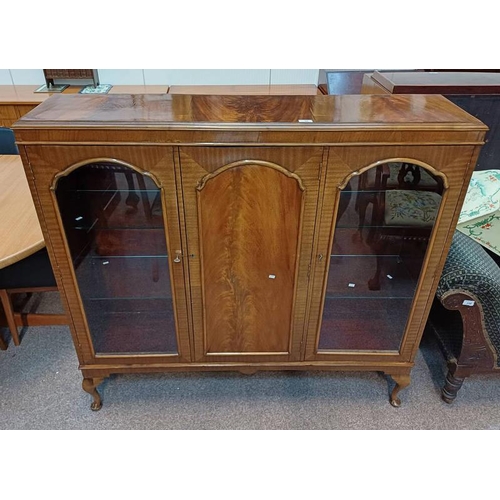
[102,261,109,265]
[348,283,355,287]
[75,216,83,221]
[298,119,313,123]
[387,274,393,280]
[269,274,276,279]
[462,300,475,307]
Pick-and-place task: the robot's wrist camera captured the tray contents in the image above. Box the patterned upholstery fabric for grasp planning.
[384,190,441,227]
[437,230,500,365]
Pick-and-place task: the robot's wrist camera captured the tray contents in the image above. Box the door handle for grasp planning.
[173,250,182,263]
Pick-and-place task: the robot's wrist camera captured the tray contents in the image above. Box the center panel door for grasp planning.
[179,147,322,363]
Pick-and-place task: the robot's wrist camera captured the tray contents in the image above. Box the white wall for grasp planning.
[0,69,320,86]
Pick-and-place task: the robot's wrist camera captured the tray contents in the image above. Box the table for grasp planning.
[0,155,44,269]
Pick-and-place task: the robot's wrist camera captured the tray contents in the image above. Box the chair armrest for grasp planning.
[437,231,500,361]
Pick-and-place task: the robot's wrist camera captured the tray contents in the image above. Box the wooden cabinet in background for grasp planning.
[361,71,500,172]
[0,86,44,127]
[13,93,487,410]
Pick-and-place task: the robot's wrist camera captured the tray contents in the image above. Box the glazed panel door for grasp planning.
[305,145,476,363]
[23,145,192,365]
[179,147,323,363]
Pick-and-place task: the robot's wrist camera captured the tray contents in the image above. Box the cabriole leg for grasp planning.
[82,377,105,411]
[389,374,411,407]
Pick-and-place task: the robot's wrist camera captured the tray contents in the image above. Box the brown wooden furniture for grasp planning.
[13,93,486,410]
[0,86,51,127]
[0,155,45,269]
[168,84,321,95]
[43,69,99,88]
[361,71,500,172]
[0,85,170,127]
[0,155,66,346]
[427,231,500,402]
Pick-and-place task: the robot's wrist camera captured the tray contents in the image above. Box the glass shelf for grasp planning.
[75,254,171,301]
[74,225,165,231]
[317,162,444,353]
[325,254,420,299]
[86,298,177,354]
[55,162,179,356]
[319,297,413,351]
[70,189,160,193]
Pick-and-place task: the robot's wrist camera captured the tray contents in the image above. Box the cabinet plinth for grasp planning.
[13,93,487,408]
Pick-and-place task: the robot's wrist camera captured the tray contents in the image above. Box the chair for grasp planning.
[0,249,67,347]
[0,129,66,348]
[0,127,19,155]
[428,230,500,403]
[360,162,444,291]
[355,162,444,237]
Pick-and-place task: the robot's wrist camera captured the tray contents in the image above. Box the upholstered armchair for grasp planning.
[429,230,500,402]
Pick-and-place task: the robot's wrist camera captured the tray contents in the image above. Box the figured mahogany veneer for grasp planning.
[0,85,170,127]
[13,93,487,410]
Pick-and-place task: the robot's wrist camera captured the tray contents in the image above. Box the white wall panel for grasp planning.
[9,69,45,85]
[2,69,323,86]
[270,69,320,85]
[97,69,145,85]
[145,69,270,86]
[0,69,13,84]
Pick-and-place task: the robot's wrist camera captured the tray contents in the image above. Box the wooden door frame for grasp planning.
[22,144,193,365]
[178,145,324,364]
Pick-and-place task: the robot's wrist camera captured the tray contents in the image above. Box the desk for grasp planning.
[168,84,321,95]
[0,155,44,269]
[0,85,170,127]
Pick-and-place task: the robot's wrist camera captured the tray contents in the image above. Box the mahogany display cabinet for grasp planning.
[13,93,486,410]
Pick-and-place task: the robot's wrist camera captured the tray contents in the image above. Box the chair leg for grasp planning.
[0,330,7,350]
[0,289,20,346]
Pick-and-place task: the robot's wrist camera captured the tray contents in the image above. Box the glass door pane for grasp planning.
[318,162,444,351]
[55,162,178,355]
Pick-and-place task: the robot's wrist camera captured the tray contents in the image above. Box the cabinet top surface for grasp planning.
[13,93,486,131]
[372,71,500,94]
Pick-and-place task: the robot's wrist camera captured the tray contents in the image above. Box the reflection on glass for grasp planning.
[318,162,444,351]
[55,162,178,355]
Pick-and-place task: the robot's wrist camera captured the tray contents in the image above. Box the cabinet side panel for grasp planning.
[19,146,92,364]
